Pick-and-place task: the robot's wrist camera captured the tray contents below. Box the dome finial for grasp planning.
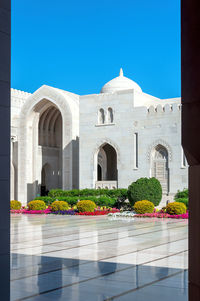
[119,68,123,77]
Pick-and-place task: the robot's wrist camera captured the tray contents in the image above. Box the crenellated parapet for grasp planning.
[147,103,181,114]
[11,88,32,107]
[11,88,31,98]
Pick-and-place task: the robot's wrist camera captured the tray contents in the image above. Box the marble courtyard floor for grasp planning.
[11,215,188,301]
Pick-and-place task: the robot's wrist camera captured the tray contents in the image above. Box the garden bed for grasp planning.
[10,207,120,216]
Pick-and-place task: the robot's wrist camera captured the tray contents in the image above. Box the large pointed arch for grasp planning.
[18,85,79,204]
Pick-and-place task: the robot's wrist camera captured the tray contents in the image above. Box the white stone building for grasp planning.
[11,69,188,204]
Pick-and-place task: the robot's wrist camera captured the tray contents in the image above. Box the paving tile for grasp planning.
[113,281,188,301]
[10,215,188,301]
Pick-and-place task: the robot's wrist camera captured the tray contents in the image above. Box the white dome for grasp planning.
[100,68,142,94]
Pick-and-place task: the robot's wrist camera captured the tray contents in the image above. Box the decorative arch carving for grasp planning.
[91,138,120,164]
[18,85,79,203]
[147,139,172,161]
[20,85,75,131]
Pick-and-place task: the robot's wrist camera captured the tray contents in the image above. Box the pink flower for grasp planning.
[135,211,188,219]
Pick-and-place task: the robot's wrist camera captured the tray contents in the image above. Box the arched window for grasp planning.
[98,109,105,124]
[151,144,169,194]
[107,107,114,123]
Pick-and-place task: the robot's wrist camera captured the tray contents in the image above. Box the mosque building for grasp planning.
[11,69,188,204]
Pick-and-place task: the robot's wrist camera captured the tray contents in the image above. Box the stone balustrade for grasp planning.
[95,181,117,189]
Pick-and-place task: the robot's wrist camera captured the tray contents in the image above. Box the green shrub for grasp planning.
[175,198,188,209]
[34,196,79,206]
[127,177,162,207]
[36,195,117,207]
[166,202,187,215]
[133,200,154,214]
[91,196,116,207]
[175,189,188,199]
[34,196,53,205]
[56,196,116,207]
[77,200,96,212]
[61,197,80,206]
[10,200,21,210]
[51,201,69,212]
[48,189,66,197]
[48,188,128,199]
[28,200,46,210]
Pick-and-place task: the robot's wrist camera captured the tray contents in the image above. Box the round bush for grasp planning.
[51,201,69,212]
[166,202,187,215]
[127,177,162,206]
[10,200,21,210]
[174,198,188,209]
[28,200,46,211]
[34,196,53,205]
[133,200,154,214]
[77,200,96,212]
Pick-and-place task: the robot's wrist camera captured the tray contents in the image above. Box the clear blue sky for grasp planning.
[11,0,180,99]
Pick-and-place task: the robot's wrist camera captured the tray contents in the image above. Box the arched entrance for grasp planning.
[18,86,79,204]
[95,143,118,189]
[38,104,62,195]
[151,144,169,194]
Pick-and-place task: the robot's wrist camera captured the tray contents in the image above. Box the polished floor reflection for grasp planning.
[11,215,188,300]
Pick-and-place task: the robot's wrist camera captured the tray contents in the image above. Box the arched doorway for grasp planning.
[151,144,169,194]
[96,143,117,189]
[38,103,62,195]
[18,86,79,204]
[21,99,63,201]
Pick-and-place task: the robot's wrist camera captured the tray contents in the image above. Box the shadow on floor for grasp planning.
[11,253,188,301]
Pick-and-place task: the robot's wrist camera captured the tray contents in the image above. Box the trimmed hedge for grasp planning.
[28,200,46,210]
[51,201,69,212]
[34,196,53,205]
[175,198,188,209]
[174,189,188,209]
[10,200,22,210]
[46,188,127,209]
[166,202,187,215]
[127,177,162,207]
[77,200,96,212]
[34,195,117,207]
[133,200,154,214]
[48,188,128,199]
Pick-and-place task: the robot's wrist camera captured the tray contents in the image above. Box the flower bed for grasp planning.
[10,208,51,214]
[52,208,120,216]
[52,209,78,215]
[134,212,188,219]
[77,208,120,216]
[11,207,120,216]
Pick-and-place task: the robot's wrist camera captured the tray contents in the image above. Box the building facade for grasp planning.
[11,69,188,204]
